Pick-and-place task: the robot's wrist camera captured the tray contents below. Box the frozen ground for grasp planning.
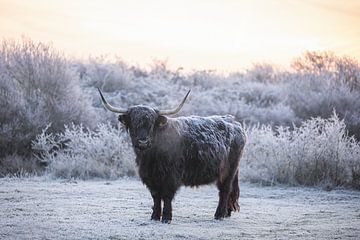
[0,178,359,240]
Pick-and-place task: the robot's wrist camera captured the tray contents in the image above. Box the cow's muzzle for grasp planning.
[136,138,151,150]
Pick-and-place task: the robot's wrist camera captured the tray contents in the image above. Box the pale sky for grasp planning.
[0,0,359,71]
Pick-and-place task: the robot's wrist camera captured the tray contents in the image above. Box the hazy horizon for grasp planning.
[1,0,360,71]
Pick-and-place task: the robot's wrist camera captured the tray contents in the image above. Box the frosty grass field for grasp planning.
[1,178,359,240]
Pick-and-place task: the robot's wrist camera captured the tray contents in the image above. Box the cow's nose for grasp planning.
[137,138,150,149]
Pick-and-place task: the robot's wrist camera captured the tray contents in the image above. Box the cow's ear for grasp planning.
[157,115,167,128]
[118,114,129,127]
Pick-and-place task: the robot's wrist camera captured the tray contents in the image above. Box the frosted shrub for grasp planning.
[288,51,360,137]
[242,113,360,188]
[0,153,39,177]
[0,38,96,162]
[284,72,360,130]
[32,123,136,179]
[2,37,360,181]
[244,63,278,83]
[82,52,360,138]
[80,56,139,91]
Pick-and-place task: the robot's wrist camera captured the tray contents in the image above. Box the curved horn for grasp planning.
[97,88,127,113]
[158,90,190,115]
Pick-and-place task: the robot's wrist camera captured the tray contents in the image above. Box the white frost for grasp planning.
[0,178,359,239]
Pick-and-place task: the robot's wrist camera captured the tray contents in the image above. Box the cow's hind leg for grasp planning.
[215,174,234,220]
[226,170,240,217]
[215,146,242,220]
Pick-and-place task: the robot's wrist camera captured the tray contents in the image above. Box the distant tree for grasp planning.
[292,51,360,91]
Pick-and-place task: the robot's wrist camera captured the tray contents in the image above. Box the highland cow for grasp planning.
[98,89,246,223]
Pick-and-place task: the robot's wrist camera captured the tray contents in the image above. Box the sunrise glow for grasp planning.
[0,0,359,71]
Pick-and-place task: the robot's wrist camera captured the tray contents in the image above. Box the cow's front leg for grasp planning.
[162,197,173,224]
[150,191,161,221]
[161,187,177,224]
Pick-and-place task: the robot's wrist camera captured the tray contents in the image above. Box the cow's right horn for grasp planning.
[98,88,127,113]
[158,90,190,115]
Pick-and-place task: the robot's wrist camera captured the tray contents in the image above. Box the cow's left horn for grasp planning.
[98,88,127,113]
[158,90,190,115]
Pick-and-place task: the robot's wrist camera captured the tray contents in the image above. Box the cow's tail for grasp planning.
[228,170,240,212]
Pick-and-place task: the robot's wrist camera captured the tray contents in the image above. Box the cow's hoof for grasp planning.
[151,215,160,221]
[151,212,161,221]
[214,215,224,220]
[214,209,226,220]
[161,218,171,224]
[151,211,161,221]
[225,210,232,218]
